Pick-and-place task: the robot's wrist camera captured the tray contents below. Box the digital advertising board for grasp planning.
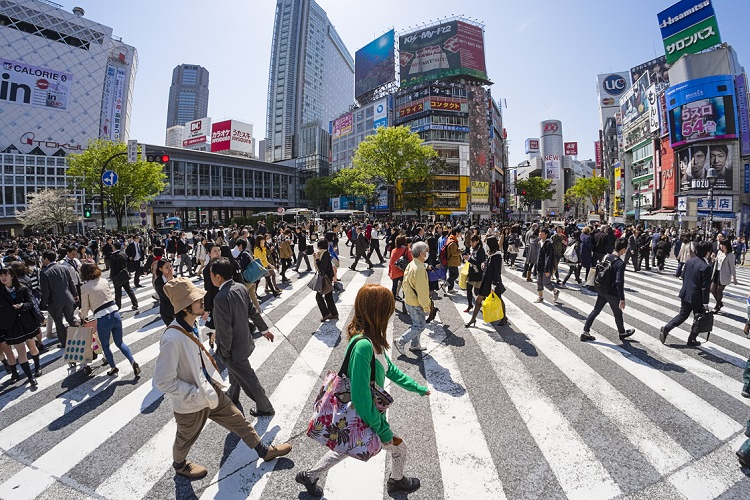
[354,30,395,98]
[667,75,737,147]
[676,142,733,191]
[399,20,487,89]
[657,0,721,64]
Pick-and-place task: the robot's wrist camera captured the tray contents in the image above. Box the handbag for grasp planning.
[428,266,446,282]
[112,269,130,287]
[63,326,94,365]
[458,262,470,290]
[306,244,315,255]
[482,291,505,323]
[307,337,392,461]
[307,271,333,295]
[564,243,579,263]
[394,247,410,272]
[242,258,269,284]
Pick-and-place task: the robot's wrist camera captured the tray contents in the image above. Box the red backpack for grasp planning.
[439,243,449,267]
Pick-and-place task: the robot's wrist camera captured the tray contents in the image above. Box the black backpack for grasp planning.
[594,256,614,294]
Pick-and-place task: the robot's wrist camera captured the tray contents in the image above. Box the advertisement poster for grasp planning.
[229,120,253,154]
[564,142,578,156]
[657,0,721,64]
[0,58,73,110]
[354,30,395,98]
[595,141,602,167]
[620,73,651,130]
[210,120,232,152]
[111,68,126,140]
[647,85,660,134]
[669,95,737,147]
[100,65,115,138]
[630,55,671,86]
[677,143,733,191]
[736,74,750,156]
[545,157,561,180]
[331,113,353,139]
[470,181,489,204]
[400,20,487,88]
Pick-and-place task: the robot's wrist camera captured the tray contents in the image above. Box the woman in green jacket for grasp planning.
[296,284,430,497]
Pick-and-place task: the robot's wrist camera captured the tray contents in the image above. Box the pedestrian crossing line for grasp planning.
[321,266,395,499]
[0,340,163,460]
[505,283,743,441]
[415,313,506,499]
[665,434,748,499]
[446,292,693,477]
[0,379,163,500]
[198,271,371,500]
[443,296,622,498]
[552,264,749,368]
[93,270,350,500]
[0,320,164,414]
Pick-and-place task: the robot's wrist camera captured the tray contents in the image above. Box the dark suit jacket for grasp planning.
[40,262,77,309]
[537,239,555,273]
[154,276,174,319]
[213,280,268,360]
[109,250,129,279]
[679,256,712,306]
[355,233,368,256]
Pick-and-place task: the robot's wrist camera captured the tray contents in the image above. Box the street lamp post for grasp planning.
[706,167,718,235]
[99,151,128,229]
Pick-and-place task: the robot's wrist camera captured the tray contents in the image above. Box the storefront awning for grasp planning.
[697,211,736,220]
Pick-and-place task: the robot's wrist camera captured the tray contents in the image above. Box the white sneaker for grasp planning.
[394,339,406,355]
[409,344,426,352]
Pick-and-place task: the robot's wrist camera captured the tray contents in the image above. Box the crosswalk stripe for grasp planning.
[506,281,742,440]
[198,271,370,499]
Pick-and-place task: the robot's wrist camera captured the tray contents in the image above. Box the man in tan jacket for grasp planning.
[394,242,431,354]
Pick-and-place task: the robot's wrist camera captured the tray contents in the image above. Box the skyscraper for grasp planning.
[166,64,209,129]
[265,0,354,179]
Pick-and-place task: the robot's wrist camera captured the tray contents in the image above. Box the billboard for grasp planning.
[597,72,631,108]
[647,85,660,134]
[595,141,602,167]
[399,20,487,88]
[228,120,254,154]
[667,75,737,147]
[736,74,750,156]
[630,55,671,86]
[331,113,353,139]
[354,30,395,98]
[545,156,561,180]
[677,143,733,191]
[620,72,651,130]
[470,181,489,204]
[183,117,210,147]
[0,58,73,111]
[211,120,232,152]
[658,0,721,64]
[564,142,578,156]
[373,98,388,129]
[525,138,540,153]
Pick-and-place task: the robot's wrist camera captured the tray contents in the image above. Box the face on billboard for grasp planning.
[678,143,733,191]
[630,55,671,85]
[354,30,395,98]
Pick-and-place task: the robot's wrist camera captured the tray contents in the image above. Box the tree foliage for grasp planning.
[568,176,609,211]
[304,176,337,212]
[16,188,77,234]
[400,157,448,218]
[332,167,375,199]
[352,126,437,186]
[515,177,556,210]
[66,139,168,228]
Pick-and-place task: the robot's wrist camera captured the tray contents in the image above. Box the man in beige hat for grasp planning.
[153,277,291,480]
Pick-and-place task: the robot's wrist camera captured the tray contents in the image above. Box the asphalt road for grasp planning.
[0,248,749,499]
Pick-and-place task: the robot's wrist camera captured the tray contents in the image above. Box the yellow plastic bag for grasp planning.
[458,262,470,290]
[482,292,505,323]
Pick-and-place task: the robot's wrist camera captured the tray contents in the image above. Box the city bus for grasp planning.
[319,210,369,221]
[156,216,181,235]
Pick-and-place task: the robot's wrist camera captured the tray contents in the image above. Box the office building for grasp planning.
[0,0,137,231]
[165,64,209,129]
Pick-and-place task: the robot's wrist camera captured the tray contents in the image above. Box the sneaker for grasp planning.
[174,461,207,480]
[387,476,421,494]
[553,289,560,302]
[394,339,406,355]
[742,383,750,399]
[619,329,635,340]
[659,326,668,344]
[409,344,426,352]
[295,471,323,497]
[263,442,292,462]
[132,362,141,377]
[534,297,544,303]
[580,333,596,342]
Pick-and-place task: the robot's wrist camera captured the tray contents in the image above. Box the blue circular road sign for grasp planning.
[102,170,118,186]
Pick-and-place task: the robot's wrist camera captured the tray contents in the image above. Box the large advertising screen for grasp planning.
[355,30,395,98]
[667,75,737,147]
[399,21,487,88]
[677,143,733,191]
[657,0,721,64]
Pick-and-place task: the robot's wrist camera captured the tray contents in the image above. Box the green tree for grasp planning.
[564,186,586,218]
[304,175,338,212]
[15,188,77,234]
[569,176,609,215]
[515,177,556,212]
[401,157,448,218]
[352,126,437,186]
[332,167,375,200]
[66,139,167,229]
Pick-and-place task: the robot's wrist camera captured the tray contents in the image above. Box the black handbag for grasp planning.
[306,244,314,255]
[112,269,130,287]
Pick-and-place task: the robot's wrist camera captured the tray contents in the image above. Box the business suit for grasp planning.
[663,255,712,342]
[350,232,372,270]
[110,250,138,310]
[213,280,273,413]
[126,240,145,286]
[40,262,79,345]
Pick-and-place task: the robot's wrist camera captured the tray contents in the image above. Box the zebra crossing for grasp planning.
[0,254,749,499]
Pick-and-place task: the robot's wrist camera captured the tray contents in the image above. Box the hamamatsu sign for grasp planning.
[657,0,721,64]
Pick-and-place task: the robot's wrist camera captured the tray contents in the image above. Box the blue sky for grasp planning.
[63,0,750,167]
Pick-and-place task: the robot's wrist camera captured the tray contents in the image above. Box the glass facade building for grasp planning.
[165,64,209,129]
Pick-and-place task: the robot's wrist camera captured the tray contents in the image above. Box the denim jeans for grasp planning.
[399,304,426,347]
[97,311,134,367]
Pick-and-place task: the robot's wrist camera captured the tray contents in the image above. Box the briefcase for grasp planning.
[691,312,713,342]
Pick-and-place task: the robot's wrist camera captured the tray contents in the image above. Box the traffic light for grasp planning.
[146,152,170,164]
[83,204,92,218]
[521,190,527,196]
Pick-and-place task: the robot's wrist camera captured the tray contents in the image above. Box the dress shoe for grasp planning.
[737,450,750,469]
[248,407,275,417]
[296,471,323,497]
[687,339,702,347]
[174,461,207,480]
[320,314,334,322]
[744,322,750,336]
[619,329,635,340]
[659,326,668,344]
[387,476,421,494]
[263,442,292,462]
[580,333,596,342]
[742,383,750,399]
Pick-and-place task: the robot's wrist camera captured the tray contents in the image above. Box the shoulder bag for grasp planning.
[242,257,269,284]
